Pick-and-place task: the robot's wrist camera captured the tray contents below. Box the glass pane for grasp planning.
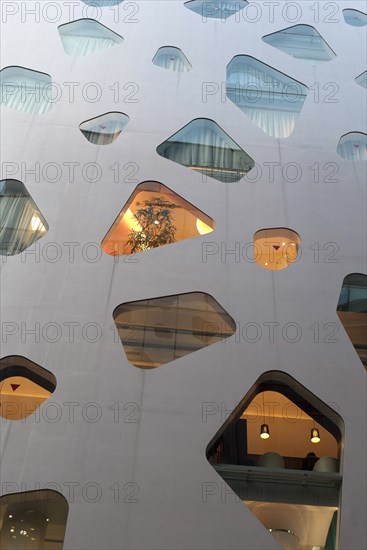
[101,181,215,255]
[58,18,123,57]
[184,0,248,19]
[262,25,336,64]
[226,56,308,138]
[80,112,129,145]
[152,47,192,72]
[113,292,236,368]
[157,119,255,183]
[0,66,52,115]
[253,228,301,270]
[0,180,49,256]
[355,71,367,89]
[343,9,367,27]
[337,132,367,160]
[0,491,68,549]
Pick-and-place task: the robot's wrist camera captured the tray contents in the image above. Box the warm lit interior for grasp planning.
[254,228,301,271]
[113,292,236,368]
[101,182,214,256]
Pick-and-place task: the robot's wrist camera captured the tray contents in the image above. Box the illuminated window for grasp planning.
[343,9,367,27]
[113,292,236,369]
[0,356,56,420]
[0,179,48,256]
[157,118,255,183]
[337,132,367,160]
[253,228,301,271]
[226,56,308,138]
[152,47,192,72]
[355,71,367,89]
[262,25,336,64]
[207,371,343,550]
[337,273,367,369]
[58,19,123,57]
[79,112,129,145]
[101,181,214,256]
[184,0,248,19]
[0,66,51,115]
[0,490,68,549]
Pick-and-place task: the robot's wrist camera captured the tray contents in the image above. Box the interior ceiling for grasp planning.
[244,501,337,550]
[0,377,51,420]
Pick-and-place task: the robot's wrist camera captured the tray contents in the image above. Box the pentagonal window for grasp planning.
[262,25,336,64]
[152,47,192,72]
[254,228,301,271]
[0,490,68,549]
[343,9,367,27]
[0,356,56,420]
[79,112,129,145]
[355,71,367,89]
[207,371,343,550]
[113,292,236,368]
[82,0,123,5]
[226,56,308,138]
[58,19,123,57]
[337,273,367,369]
[184,0,248,19]
[0,66,51,115]
[101,181,214,256]
[337,132,367,160]
[157,118,255,183]
[0,179,49,256]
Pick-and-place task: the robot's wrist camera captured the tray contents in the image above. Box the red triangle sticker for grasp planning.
[11,384,20,392]
[273,245,280,251]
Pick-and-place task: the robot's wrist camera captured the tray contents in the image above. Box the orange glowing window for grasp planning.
[0,356,56,420]
[101,181,215,256]
[254,228,301,271]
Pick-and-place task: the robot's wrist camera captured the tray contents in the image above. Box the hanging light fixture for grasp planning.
[311,427,320,443]
[260,393,270,439]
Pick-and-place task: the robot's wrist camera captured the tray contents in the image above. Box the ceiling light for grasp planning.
[311,428,320,443]
[260,423,270,439]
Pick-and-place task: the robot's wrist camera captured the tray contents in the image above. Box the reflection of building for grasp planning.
[0,1,366,549]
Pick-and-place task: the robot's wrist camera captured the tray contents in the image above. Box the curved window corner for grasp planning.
[0,356,56,420]
[79,112,129,145]
[152,47,192,72]
[82,0,124,5]
[113,292,236,369]
[355,71,367,89]
[0,66,52,115]
[0,490,68,549]
[157,118,255,183]
[254,228,301,271]
[343,9,367,27]
[101,181,214,256]
[337,273,367,369]
[337,132,367,161]
[206,371,344,550]
[184,0,248,19]
[0,179,49,256]
[58,19,123,57]
[226,56,308,138]
[262,25,336,64]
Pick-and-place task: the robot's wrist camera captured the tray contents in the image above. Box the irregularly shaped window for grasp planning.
[337,273,367,368]
[226,56,308,138]
[0,356,56,420]
[0,490,68,549]
[157,118,254,183]
[184,0,248,19]
[113,292,236,368]
[343,9,367,27]
[101,181,214,256]
[79,112,129,145]
[337,132,367,160]
[254,228,301,271]
[262,25,336,64]
[0,66,51,115]
[152,47,192,72]
[355,71,367,89]
[82,0,124,5]
[207,371,343,550]
[0,179,49,256]
[58,18,123,57]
